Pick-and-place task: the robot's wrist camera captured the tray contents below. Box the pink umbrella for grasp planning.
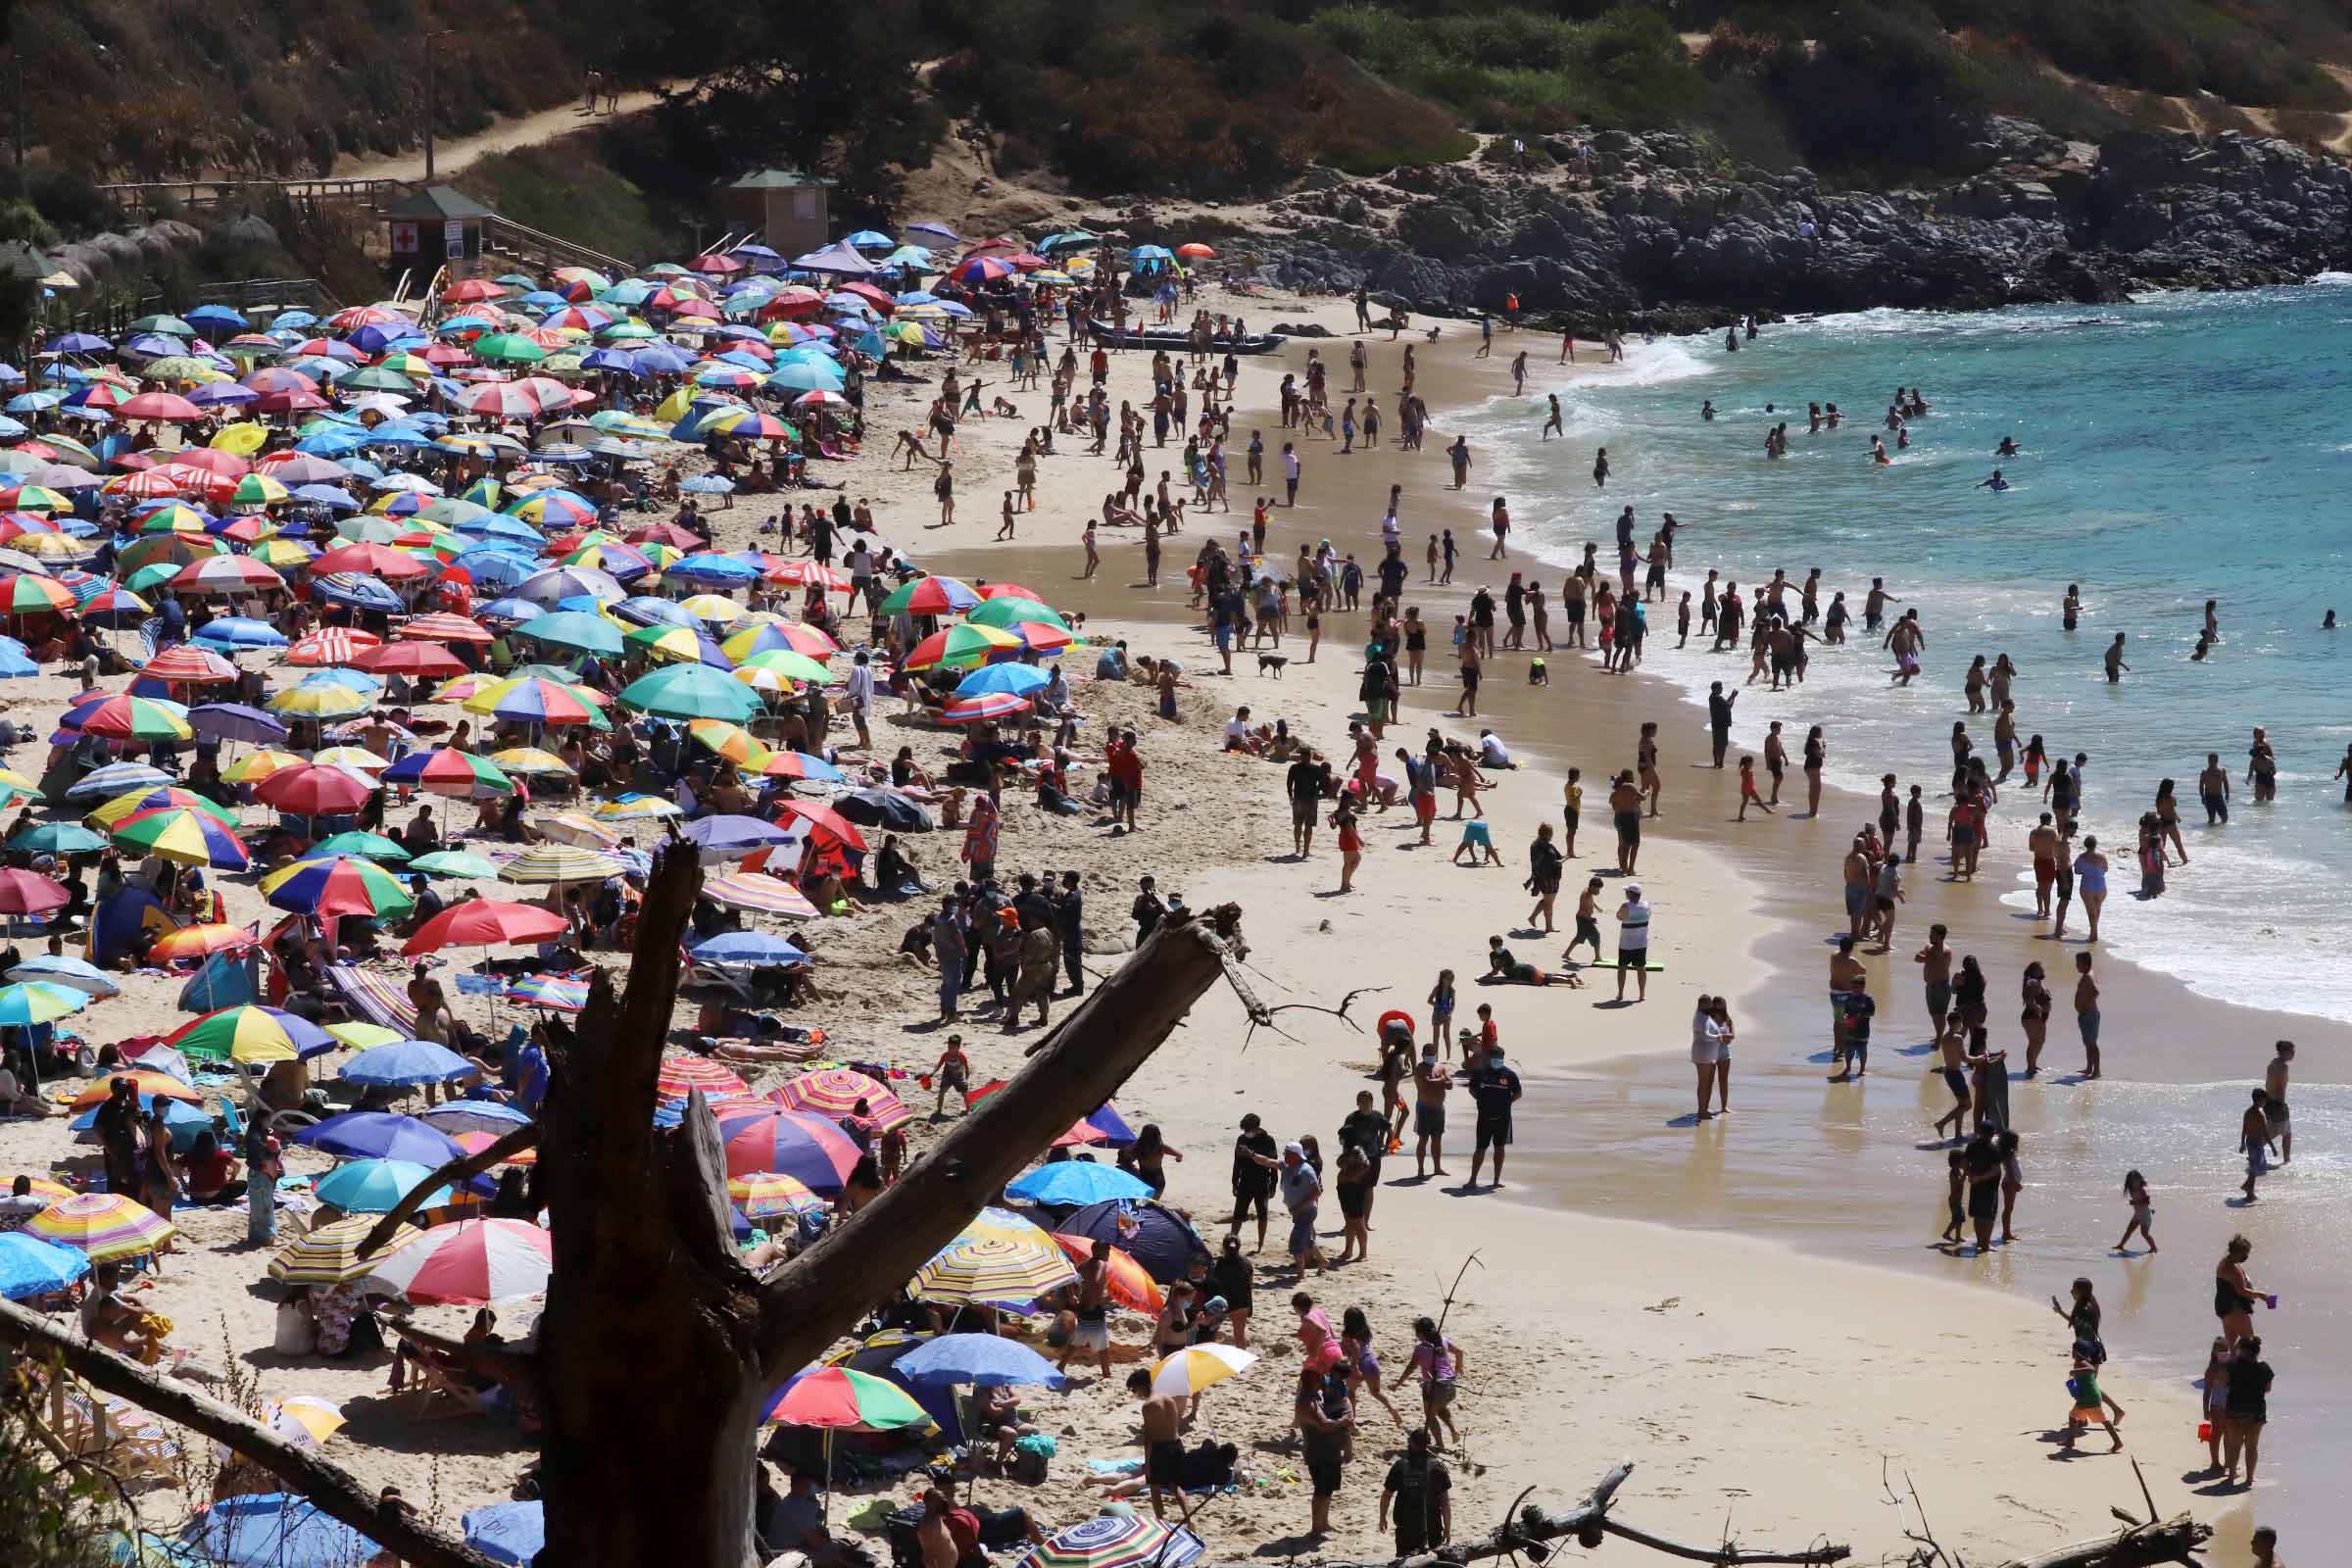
[117,392,204,422]
[0,868,68,915]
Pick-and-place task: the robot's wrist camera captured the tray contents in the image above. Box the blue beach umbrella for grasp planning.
[315,1158,453,1214]
[0,1232,90,1300]
[462,1500,545,1566]
[1004,1161,1154,1208]
[294,1111,463,1166]
[688,930,808,966]
[339,1040,476,1088]
[896,1332,1070,1391]
[182,1493,383,1566]
[955,663,1049,700]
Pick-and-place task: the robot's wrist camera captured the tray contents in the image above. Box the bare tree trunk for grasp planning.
[1996,1512,2211,1568]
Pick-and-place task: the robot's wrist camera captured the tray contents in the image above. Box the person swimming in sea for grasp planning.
[1700,399,1715,421]
[1976,468,2009,492]
[1995,436,2020,457]
[1869,436,1890,466]
[2325,609,2337,629]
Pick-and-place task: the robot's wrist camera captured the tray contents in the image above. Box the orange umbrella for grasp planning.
[1050,1234,1163,1313]
[146,923,263,963]
[68,1071,203,1110]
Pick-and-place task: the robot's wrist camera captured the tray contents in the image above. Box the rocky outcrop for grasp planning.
[1224,122,2352,327]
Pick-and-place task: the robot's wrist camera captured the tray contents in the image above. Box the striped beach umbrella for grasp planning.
[461,674,610,728]
[878,575,980,616]
[902,622,1021,671]
[505,973,589,1012]
[1013,1514,1206,1568]
[66,1071,199,1110]
[772,1068,910,1131]
[704,871,820,919]
[142,644,239,685]
[1146,1343,1254,1397]
[728,1171,826,1222]
[111,806,249,868]
[591,793,681,822]
[222,749,305,786]
[912,1232,1078,1306]
[382,747,514,798]
[265,680,374,718]
[253,762,373,815]
[267,1214,421,1285]
[284,627,381,665]
[168,1004,335,1064]
[722,620,838,661]
[763,1365,929,1431]
[497,844,621,886]
[0,981,87,1027]
[713,1107,860,1190]
[364,1218,553,1305]
[658,1053,751,1102]
[399,611,495,644]
[25,1193,177,1263]
[171,554,284,594]
[74,693,193,740]
[262,856,416,918]
[687,718,768,767]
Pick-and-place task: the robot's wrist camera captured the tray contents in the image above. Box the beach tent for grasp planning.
[178,947,260,1012]
[90,884,170,968]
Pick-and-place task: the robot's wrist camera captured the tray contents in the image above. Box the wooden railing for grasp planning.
[479,212,632,277]
[93,177,396,220]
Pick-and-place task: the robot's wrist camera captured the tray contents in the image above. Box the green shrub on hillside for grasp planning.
[1310,4,1701,130]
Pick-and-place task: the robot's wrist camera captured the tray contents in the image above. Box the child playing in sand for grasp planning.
[1528,657,1547,687]
[1940,1149,1967,1245]
[1737,756,1774,821]
[2062,1344,2124,1452]
[2116,1169,2156,1253]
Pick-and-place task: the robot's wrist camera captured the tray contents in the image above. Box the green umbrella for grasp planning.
[617,662,760,722]
[336,365,416,393]
[965,597,1072,633]
[128,314,196,337]
[410,849,498,879]
[516,610,624,659]
[473,333,547,364]
[308,830,413,864]
[736,648,837,685]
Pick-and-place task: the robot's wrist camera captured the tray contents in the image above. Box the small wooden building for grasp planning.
[714,169,832,258]
[383,185,492,273]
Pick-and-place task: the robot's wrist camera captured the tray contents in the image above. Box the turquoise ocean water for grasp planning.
[1455,279,2352,1023]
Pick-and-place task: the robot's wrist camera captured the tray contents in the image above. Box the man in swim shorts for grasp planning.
[1412,1043,1451,1177]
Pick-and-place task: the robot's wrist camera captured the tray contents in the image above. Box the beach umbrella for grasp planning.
[761,751,849,785]
[416,1101,533,1138]
[955,662,1049,700]
[65,1072,200,1112]
[26,1193,176,1263]
[1055,1200,1208,1283]
[265,677,375,718]
[733,647,835,687]
[772,1067,910,1131]
[350,640,467,678]
[1004,1162,1153,1208]
[903,622,1021,671]
[74,693,192,741]
[498,843,622,886]
[283,627,379,666]
[315,1158,454,1214]
[409,849,500,879]
[687,931,806,968]
[0,866,67,912]
[940,692,1031,727]
[307,829,412,863]
[592,793,682,822]
[704,870,821,918]
[339,1040,474,1088]
[682,814,794,858]
[179,1492,382,1568]
[253,762,373,815]
[145,922,263,963]
[141,644,239,686]
[462,674,609,728]
[310,571,404,613]
[896,1333,1069,1392]
[967,596,1071,632]
[365,1217,552,1304]
[504,973,589,1013]
[617,662,760,722]
[5,954,120,997]
[657,1053,751,1102]
[772,799,868,852]
[399,611,495,643]
[721,620,837,661]
[0,1232,91,1299]
[913,1231,1078,1305]
[515,610,624,659]
[764,1365,929,1430]
[185,701,288,747]
[168,1004,335,1064]
[172,554,284,594]
[268,1214,421,1285]
[0,980,86,1027]
[402,899,569,956]
[294,1111,464,1165]
[190,619,289,654]
[1148,1343,1254,1396]
[462,1500,545,1567]
[727,1172,827,1225]
[1049,1234,1165,1313]
[382,747,514,799]
[221,750,304,787]
[1015,1513,1207,1568]
[713,1107,860,1190]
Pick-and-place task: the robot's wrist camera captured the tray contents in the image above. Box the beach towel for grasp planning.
[327,963,419,1035]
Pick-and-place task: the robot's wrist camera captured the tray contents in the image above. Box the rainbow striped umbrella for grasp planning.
[623,621,731,668]
[902,622,1022,671]
[734,647,835,686]
[657,1053,751,1102]
[268,1214,421,1285]
[772,1068,910,1131]
[878,575,980,616]
[497,844,621,885]
[111,806,249,868]
[142,644,239,685]
[461,675,610,728]
[85,786,237,831]
[591,794,681,821]
[262,856,416,917]
[704,872,820,919]
[0,981,88,1027]
[762,1365,930,1431]
[506,973,590,1012]
[168,1004,334,1064]
[687,718,768,766]
[74,693,193,741]
[222,748,305,785]
[26,1194,176,1263]
[721,621,838,662]
[1012,1514,1206,1568]
[728,1171,827,1221]
[382,747,514,798]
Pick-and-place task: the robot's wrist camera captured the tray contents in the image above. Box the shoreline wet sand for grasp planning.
[900,292,2328,1559]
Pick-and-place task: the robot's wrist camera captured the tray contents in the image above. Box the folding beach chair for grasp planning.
[327,963,420,1036]
[49,1378,184,1484]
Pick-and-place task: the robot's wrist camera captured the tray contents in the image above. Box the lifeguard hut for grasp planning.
[714,169,833,259]
[382,185,491,275]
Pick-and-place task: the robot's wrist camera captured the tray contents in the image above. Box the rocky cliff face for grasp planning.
[1230,121,2352,328]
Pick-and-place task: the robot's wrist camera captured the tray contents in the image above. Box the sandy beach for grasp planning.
[1,274,2298,1568]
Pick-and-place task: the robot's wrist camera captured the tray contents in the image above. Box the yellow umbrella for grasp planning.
[487,746,574,777]
[688,718,770,767]
[211,422,270,456]
[324,1021,404,1051]
[533,811,622,850]
[312,746,391,772]
[267,684,373,718]
[677,595,744,626]
[224,749,304,785]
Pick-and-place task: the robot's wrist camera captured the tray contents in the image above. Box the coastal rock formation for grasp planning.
[1235,122,2352,327]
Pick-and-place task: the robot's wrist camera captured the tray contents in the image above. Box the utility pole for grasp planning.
[423,29,454,182]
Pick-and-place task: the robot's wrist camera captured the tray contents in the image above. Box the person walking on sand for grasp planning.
[2116,1169,2157,1253]
[1451,637,1481,718]
[1564,876,1605,965]
[1612,885,1651,1003]
[2060,1342,2125,1454]
[1400,1316,1465,1451]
